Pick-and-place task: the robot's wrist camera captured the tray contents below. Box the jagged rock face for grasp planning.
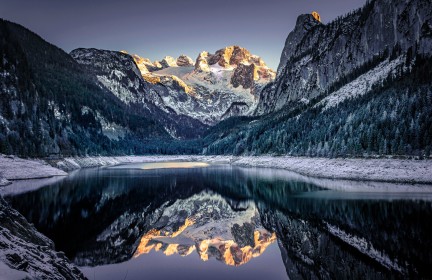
[71,48,208,139]
[160,75,193,93]
[126,46,275,125]
[176,55,194,67]
[153,60,163,69]
[255,0,432,115]
[71,48,149,105]
[231,63,258,89]
[195,51,210,72]
[194,46,276,90]
[0,197,85,279]
[196,45,273,71]
[207,46,251,67]
[132,54,161,72]
[312,11,321,22]
[159,56,177,68]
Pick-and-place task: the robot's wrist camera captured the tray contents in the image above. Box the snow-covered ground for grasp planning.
[53,155,432,184]
[316,57,404,111]
[0,155,67,186]
[230,156,432,184]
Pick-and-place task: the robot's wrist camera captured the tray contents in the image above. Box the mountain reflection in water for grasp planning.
[6,163,432,279]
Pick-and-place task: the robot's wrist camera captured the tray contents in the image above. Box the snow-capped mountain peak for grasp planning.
[128,46,275,125]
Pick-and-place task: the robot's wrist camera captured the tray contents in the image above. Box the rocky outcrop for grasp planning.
[0,197,85,279]
[231,63,258,89]
[195,45,273,71]
[176,55,194,67]
[160,75,193,94]
[153,60,163,69]
[126,46,275,125]
[276,13,322,77]
[256,0,432,115]
[132,54,162,72]
[194,46,276,89]
[195,51,210,72]
[206,46,252,67]
[312,11,321,22]
[159,56,177,68]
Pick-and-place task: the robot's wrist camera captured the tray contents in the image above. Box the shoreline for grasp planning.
[1,154,432,187]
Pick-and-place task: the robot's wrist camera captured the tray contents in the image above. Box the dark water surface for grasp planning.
[5,163,432,279]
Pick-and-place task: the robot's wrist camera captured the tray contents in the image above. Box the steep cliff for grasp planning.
[256,0,432,114]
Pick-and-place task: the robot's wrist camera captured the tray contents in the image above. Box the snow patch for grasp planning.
[318,57,405,111]
[326,223,404,272]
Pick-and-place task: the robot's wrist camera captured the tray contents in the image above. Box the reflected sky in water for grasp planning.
[109,161,210,170]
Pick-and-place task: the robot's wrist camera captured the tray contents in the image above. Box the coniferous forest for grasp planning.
[1,9,432,158]
[203,55,432,157]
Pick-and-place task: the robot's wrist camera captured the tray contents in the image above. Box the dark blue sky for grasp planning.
[0,0,366,69]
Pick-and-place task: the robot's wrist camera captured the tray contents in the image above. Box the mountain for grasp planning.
[256,0,432,114]
[128,46,275,125]
[0,19,181,157]
[70,48,208,139]
[1,0,431,158]
[116,192,275,267]
[201,0,432,157]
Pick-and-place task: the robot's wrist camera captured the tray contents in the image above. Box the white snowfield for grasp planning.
[1,154,432,188]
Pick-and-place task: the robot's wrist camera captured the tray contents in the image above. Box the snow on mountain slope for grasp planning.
[71,48,208,139]
[131,191,276,266]
[317,56,405,111]
[131,46,275,125]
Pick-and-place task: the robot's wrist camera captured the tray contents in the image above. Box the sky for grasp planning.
[0,0,367,69]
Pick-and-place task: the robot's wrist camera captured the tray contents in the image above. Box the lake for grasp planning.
[5,162,432,279]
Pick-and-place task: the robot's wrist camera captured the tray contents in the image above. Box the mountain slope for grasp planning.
[0,19,174,156]
[201,0,432,157]
[256,0,432,115]
[129,46,275,125]
[70,48,208,139]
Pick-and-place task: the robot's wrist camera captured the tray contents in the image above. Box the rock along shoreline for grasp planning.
[1,154,431,186]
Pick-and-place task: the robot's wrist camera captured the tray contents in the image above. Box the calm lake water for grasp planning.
[5,162,432,279]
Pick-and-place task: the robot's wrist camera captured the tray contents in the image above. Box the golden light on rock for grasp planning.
[195,230,277,266]
[312,11,321,22]
[133,219,277,267]
[166,218,195,237]
[142,74,161,84]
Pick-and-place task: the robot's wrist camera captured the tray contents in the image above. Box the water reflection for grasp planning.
[132,191,276,266]
[5,163,432,279]
[109,161,210,170]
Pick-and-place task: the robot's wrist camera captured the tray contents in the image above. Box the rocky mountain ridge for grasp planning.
[202,0,432,157]
[117,46,276,125]
[256,0,432,114]
[70,48,207,139]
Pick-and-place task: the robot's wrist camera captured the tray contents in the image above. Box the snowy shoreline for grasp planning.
[1,154,432,188]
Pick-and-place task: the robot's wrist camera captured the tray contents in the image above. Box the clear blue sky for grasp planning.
[0,0,367,69]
